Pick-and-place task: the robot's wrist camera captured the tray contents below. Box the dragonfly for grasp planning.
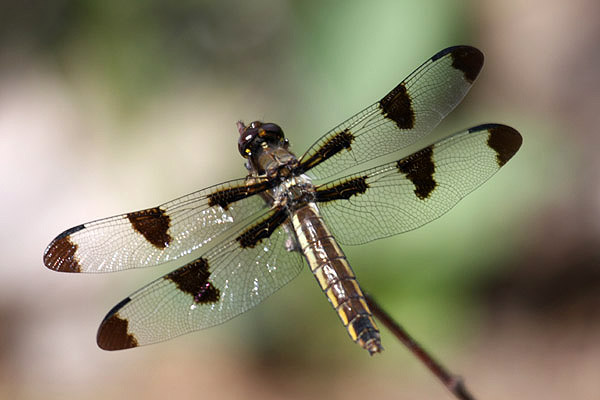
[43,46,521,355]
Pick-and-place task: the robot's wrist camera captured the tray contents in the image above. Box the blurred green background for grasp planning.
[1,1,599,399]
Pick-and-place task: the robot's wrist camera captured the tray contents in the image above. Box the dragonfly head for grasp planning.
[237,120,287,158]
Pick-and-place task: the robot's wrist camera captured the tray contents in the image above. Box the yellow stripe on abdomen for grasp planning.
[292,203,382,355]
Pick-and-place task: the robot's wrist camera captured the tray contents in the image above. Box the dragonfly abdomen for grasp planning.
[291,203,382,355]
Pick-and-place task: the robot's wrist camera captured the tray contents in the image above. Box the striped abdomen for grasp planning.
[291,203,382,355]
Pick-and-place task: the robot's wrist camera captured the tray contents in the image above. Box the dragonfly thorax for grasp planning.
[272,174,316,210]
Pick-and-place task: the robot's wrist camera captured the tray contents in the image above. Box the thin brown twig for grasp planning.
[365,294,477,400]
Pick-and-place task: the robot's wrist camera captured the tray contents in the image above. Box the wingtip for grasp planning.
[97,297,139,351]
[450,46,484,83]
[43,226,84,273]
[487,124,522,166]
[432,45,483,62]
[469,123,522,166]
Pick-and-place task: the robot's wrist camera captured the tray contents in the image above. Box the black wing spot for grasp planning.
[484,124,523,167]
[43,230,82,273]
[298,129,354,173]
[127,207,172,249]
[207,181,270,210]
[448,46,484,83]
[166,258,220,304]
[379,82,415,130]
[315,176,369,203]
[396,146,437,200]
[97,297,139,351]
[236,209,288,249]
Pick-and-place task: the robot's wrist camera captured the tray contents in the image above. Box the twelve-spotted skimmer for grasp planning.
[44,46,521,355]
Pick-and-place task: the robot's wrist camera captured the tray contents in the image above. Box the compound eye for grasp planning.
[237,121,285,157]
[238,126,260,157]
[260,123,284,139]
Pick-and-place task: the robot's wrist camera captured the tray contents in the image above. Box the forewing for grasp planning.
[314,124,522,245]
[299,46,484,181]
[43,178,272,273]
[96,209,304,350]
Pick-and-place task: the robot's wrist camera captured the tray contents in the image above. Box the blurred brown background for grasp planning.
[1,1,599,399]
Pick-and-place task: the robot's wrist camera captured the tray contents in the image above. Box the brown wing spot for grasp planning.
[236,209,288,248]
[43,224,85,272]
[379,82,415,129]
[127,207,172,249]
[97,298,139,350]
[207,181,270,210]
[485,124,523,167]
[166,258,220,304]
[449,46,484,83]
[315,176,369,203]
[298,129,354,172]
[397,146,437,200]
